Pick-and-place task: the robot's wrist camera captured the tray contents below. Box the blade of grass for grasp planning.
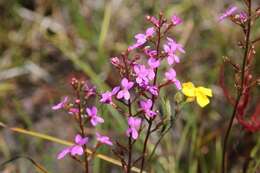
[0,155,49,173]
[97,2,112,68]
[0,122,143,173]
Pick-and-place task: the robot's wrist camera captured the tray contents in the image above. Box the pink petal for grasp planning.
[57,147,70,159]
[71,145,84,156]
[86,107,92,116]
[112,86,120,95]
[75,134,82,144]
[91,106,97,115]
[167,56,174,65]
[117,90,124,99]
[131,129,138,140]
[121,78,129,88]
[145,27,155,37]
[174,54,180,63]
[135,33,145,40]
[123,90,131,100]
[174,80,182,90]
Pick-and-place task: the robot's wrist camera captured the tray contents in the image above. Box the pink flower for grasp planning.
[117,78,134,100]
[126,117,141,140]
[83,84,96,98]
[238,12,248,22]
[219,6,238,21]
[134,65,149,85]
[100,87,120,104]
[164,37,185,65]
[134,65,155,86]
[165,69,182,90]
[140,99,156,118]
[86,106,104,126]
[144,47,157,58]
[128,27,155,51]
[96,133,113,146]
[57,134,88,159]
[52,96,68,110]
[148,58,160,69]
[171,15,182,26]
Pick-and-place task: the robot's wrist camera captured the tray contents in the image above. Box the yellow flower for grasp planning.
[182,82,213,107]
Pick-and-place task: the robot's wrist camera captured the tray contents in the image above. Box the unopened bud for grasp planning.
[75,99,80,104]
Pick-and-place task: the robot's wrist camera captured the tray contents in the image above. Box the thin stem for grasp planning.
[221,1,252,173]
[140,120,152,173]
[126,97,133,173]
[77,90,89,173]
[127,136,132,173]
[252,37,260,44]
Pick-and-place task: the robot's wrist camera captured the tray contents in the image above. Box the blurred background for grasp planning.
[0,0,259,172]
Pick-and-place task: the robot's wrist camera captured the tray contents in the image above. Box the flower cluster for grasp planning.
[99,14,187,142]
[52,78,113,160]
[52,12,213,172]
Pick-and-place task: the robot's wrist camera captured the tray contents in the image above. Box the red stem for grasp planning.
[221,1,252,173]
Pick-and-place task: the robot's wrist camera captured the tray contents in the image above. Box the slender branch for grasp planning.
[252,37,260,44]
[76,89,89,173]
[126,100,134,173]
[139,120,152,173]
[221,1,252,173]
[127,136,133,173]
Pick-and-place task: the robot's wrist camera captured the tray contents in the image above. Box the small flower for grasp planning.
[83,83,96,98]
[134,65,155,86]
[100,87,120,104]
[182,82,213,107]
[164,37,185,65]
[52,96,68,110]
[57,134,88,159]
[117,78,134,100]
[148,58,160,69]
[86,106,104,126]
[134,65,149,85]
[146,85,159,96]
[144,47,157,58]
[238,12,248,23]
[171,15,182,26]
[140,99,156,118]
[128,27,155,51]
[126,117,141,140]
[219,6,238,21]
[165,69,182,90]
[96,133,113,146]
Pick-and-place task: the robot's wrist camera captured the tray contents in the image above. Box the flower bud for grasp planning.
[75,99,81,104]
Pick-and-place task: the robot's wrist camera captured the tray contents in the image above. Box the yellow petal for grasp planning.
[196,91,210,107]
[182,82,196,97]
[197,87,213,97]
